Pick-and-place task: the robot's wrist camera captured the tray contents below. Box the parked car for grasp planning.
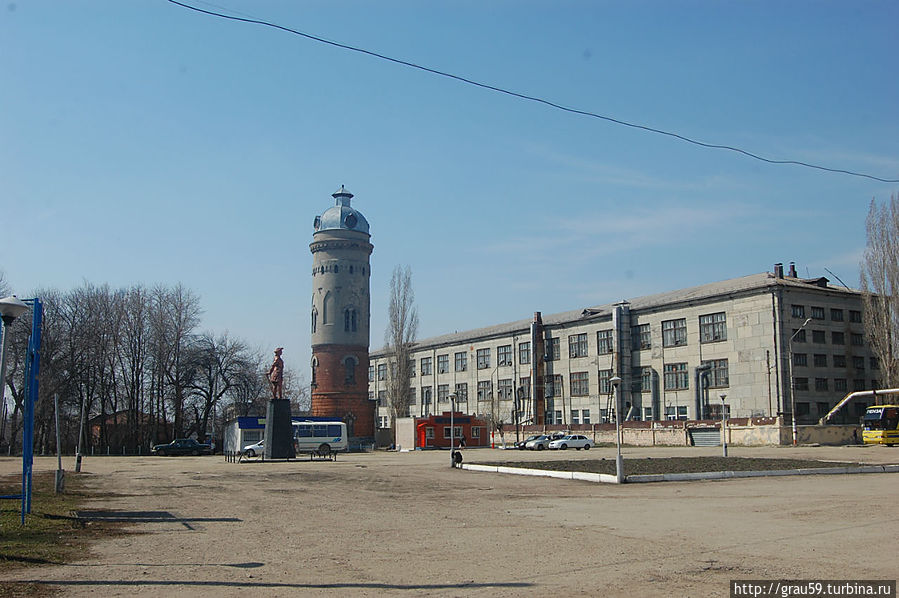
[548,434,592,450]
[525,435,551,450]
[243,440,264,457]
[515,435,542,450]
[151,438,213,456]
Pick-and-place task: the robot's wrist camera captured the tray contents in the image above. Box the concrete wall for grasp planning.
[395,417,415,451]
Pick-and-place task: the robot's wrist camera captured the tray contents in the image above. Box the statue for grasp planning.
[268,347,284,400]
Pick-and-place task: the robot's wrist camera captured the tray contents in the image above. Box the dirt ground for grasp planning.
[1,444,897,598]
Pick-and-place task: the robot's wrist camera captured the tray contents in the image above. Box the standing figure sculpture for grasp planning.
[268,347,284,400]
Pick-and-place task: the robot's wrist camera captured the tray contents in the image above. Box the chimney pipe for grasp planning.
[774,263,784,279]
[788,262,797,278]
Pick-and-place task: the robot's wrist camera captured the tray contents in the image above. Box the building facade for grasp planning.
[310,186,376,440]
[369,263,878,430]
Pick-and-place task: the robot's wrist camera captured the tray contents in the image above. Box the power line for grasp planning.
[166,0,899,184]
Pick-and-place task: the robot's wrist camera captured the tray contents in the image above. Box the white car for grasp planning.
[242,440,264,457]
[548,435,592,450]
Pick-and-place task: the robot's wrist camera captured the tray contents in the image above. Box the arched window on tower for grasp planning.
[311,307,318,334]
[311,357,319,388]
[344,308,357,332]
[344,356,358,385]
[323,292,332,325]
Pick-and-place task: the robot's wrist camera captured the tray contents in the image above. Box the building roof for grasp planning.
[371,270,861,355]
[313,185,370,235]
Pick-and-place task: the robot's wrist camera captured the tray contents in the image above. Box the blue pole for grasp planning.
[21,298,42,523]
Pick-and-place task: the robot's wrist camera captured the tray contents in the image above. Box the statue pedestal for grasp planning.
[264,399,296,460]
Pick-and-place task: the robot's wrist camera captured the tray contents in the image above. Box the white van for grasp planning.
[293,421,348,455]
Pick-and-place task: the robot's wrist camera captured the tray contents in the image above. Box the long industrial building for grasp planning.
[369,263,878,430]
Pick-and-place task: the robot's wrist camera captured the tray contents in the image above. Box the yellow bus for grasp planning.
[862,405,899,446]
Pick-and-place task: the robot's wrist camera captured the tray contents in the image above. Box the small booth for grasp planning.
[414,411,489,449]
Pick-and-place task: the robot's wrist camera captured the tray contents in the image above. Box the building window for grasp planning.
[703,359,729,388]
[793,353,807,367]
[665,405,688,421]
[699,312,727,343]
[792,329,806,343]
[377,363,387,381]
[425,427,434,440]
[455,382,468,402]
[831,308,844,322]
[344,308,357,332]
[582,409,591,424]
[497,378,514,400]
[832,331,845,345]
[815,378,829,391]
[570,372,589,396]
[811,330,826,344]
[599,369,612,395]
[662,319,687,347]
[546,337,560,361]
[518,342,531,364]
[596,330,613,354]
[793,377,809,391]
[476,348,491,369]
[835,378,847,392]
[811,306,825,320]
[664,363,689,390]
[436,354,449,374]
[477,381,492,401]
[421,386,432,405]
[455,351,467,372]
[795,402,810,416]
[632,366,652,393]
[792,304,806,318]
[472,427,481,438]
[497,344,513,366]
[408,359,416,378]
[849,310,862,323]
[443,426,463,439]
[420,357,433,376]
[813,354,828,367]
[569,334,589,358]
[518,378,531,400]
[870,357,880,370]
[555,410,562,424]
[409,388,417,405]
[852,356,865,370]
[377,390,386,406]
[344,357,356,385]
[571,410,580,425]
[545,374,563,398]
[833,354,846,368]
[851,333,864,346]
[852,379,866,391]
[633,323,651,350]
[437,384,449,403]
[311,308,318,333]
[368,365,375,382]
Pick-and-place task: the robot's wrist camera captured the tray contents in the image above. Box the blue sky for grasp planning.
[2,0,898,380]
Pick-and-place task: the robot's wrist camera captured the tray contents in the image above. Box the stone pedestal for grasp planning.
[264,399,296,460]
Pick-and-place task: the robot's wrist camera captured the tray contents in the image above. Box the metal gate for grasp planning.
[690,428,721,446]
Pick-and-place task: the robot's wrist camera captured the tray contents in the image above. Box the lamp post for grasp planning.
[788,318,812,447]
[449,393,457,468]
[0,296,29,448]
[610,375,623,483]
[720,393,728,457]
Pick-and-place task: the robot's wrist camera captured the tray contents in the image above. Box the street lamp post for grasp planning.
[788,318,812,447]
[610,376,623,483]
[720,393,728,457]
[0,296,29,448]
[449,393,457,468]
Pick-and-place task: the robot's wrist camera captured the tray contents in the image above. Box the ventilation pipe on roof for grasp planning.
[774,263,784,279]
[788,262,797,277]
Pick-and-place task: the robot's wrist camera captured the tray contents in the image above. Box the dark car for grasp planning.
[515,435,541,450]
[151,438,213,456]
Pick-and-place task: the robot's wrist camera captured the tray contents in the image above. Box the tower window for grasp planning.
[312,308,318,333]
[344,357,356,385]
[344,308,357,332]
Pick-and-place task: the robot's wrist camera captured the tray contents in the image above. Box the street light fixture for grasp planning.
[610,375,623,484]
[0,296,29,447]
[788,318,812,447]
[720,393,728,457]
[449,393,457,468]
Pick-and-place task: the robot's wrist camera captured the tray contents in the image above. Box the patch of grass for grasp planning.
[480,456,861,476]
[0,471,132,598]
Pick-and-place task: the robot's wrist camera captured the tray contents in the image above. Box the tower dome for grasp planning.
[313,185,370,235]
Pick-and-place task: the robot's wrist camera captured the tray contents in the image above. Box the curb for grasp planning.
[460,463,899,484]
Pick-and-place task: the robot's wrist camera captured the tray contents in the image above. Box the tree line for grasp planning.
[0,280,307,455]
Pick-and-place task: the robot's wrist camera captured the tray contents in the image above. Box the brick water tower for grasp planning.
[309,186,375,442]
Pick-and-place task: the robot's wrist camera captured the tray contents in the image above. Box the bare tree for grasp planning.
[384,265,418,441]
[860,194,899,388]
